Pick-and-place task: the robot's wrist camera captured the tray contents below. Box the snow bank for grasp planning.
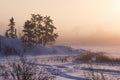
[0,35,88,55]
[30,45,89,55]
[0,35,23,54]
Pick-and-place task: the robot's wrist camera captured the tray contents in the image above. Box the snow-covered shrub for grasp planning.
[83,61,120,80]
[0,56,56,80]
[74,52,120,63]
[0,35,23,55]
[3,45,19,55]
[83,63,107,80]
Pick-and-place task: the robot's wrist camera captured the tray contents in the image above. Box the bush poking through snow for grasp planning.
[0,56,56,80]
[75,52,120,63]
[83,63,107,80]
[83,61,120,80]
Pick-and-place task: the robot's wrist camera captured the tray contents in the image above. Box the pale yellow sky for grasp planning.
[0,0,120,45]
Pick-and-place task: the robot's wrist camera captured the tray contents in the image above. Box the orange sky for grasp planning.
[0,0,120,45]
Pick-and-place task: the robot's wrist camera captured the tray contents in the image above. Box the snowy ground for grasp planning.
[1,55,120,80]
[1,35,120,80]
[32,55,120,80]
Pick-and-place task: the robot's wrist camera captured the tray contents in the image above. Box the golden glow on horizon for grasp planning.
[0,0,120,45]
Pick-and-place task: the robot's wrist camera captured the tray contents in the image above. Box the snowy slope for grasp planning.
[1,55,120,80]
[0,35,88,55]
[0,35,120,80]
[30,45,88,55]
[0,35,23,54]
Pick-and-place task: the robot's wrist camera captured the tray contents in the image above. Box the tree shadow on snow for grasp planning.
[81,67,120,75]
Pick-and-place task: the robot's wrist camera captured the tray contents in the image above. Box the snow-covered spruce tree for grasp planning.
[5,17,17,39]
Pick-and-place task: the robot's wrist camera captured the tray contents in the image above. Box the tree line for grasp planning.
[5,14,58,47]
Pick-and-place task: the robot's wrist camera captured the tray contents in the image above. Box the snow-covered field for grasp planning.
[1,55,120,80]
[30,55,120,80]
[0,35,120,80]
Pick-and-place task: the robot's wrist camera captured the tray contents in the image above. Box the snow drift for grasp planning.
[0,35,88,55]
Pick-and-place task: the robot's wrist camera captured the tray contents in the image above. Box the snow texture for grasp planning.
[0,35,88,55]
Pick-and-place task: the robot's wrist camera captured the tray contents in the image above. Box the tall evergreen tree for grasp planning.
[22,20,35,47]
[30,14,43,44]
[5,17,17,39]
[22,14,58,46]
[42,16,58,46]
